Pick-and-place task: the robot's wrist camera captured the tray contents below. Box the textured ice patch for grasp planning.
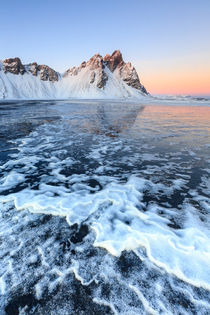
[0,171,25,191]
[1,174,210,291]
[0,101,210,313]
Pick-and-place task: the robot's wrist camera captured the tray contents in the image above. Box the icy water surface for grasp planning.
[0,100,210,314]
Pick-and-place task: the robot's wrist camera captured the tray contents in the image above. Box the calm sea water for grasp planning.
[0,100,210,314]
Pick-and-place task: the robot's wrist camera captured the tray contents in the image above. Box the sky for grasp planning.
[0,0,210,95]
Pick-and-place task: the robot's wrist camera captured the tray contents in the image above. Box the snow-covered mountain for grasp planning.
[0,51,148,99]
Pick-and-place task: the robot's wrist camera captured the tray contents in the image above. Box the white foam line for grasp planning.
[129,284,159,315]
[37,246,49,268]
[0,277,6,295]
[35,282,43,300]
[169,278,210,310]
[144,243,210,291]
[92,298,118,315]
[50,267,65,278]
[70,260,95,286]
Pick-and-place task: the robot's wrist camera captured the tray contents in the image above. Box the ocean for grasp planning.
[0,100,210,314]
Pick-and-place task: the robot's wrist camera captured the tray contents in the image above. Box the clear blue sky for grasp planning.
[1,0,210,94]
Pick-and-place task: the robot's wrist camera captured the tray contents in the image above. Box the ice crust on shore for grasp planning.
[0,101,210,313]
[0,120,210,292]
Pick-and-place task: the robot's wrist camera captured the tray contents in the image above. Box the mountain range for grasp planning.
[0,50,148,99]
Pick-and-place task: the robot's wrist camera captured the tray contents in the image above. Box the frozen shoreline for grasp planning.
[0,100,210,314]
[0,97,210,106]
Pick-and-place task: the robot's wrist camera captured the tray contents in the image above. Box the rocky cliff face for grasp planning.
[64,50,148,93]
[3,58,58,82]
[0,51,148,99]
[27,63,59,82]
[103,50,124,72]
[103,50,148,93]
[86,54,108,89]
[3,58,25,75]
[64,54,108,89]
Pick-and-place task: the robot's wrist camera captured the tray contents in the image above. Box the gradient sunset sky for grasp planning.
[1,0,210,95]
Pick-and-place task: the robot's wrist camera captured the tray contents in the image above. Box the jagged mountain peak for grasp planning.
[64,50,148,94]
[103,50,124,72]
[0,51,148,99]
[2,57,59,82]
[3,57,26,75]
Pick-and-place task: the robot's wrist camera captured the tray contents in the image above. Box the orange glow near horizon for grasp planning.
[136,54,210,95]
[141,69,210,95]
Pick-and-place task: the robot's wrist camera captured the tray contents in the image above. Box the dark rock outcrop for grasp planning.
[64,53,108,89]
[3,58,58,82]
[64,50,148,93]
[87,54,108,88]
[103,50,148,94]
[86,54,104,70]
[65,66,79,76]
[118,62,146,91]
[1,51,148,93]
[90,71,95,84]
[27,63,58,82]
[103,50,124,72]
[37,65,58,82]
[3,57,25,75]
[27,62,38,76]
[64,61,87,77]
[96,69,108,89]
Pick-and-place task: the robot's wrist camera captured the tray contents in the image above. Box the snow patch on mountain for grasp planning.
[0,51,148,100]
[0,68,58,99]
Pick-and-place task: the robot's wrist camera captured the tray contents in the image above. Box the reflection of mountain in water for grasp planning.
[90,103,145,137]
